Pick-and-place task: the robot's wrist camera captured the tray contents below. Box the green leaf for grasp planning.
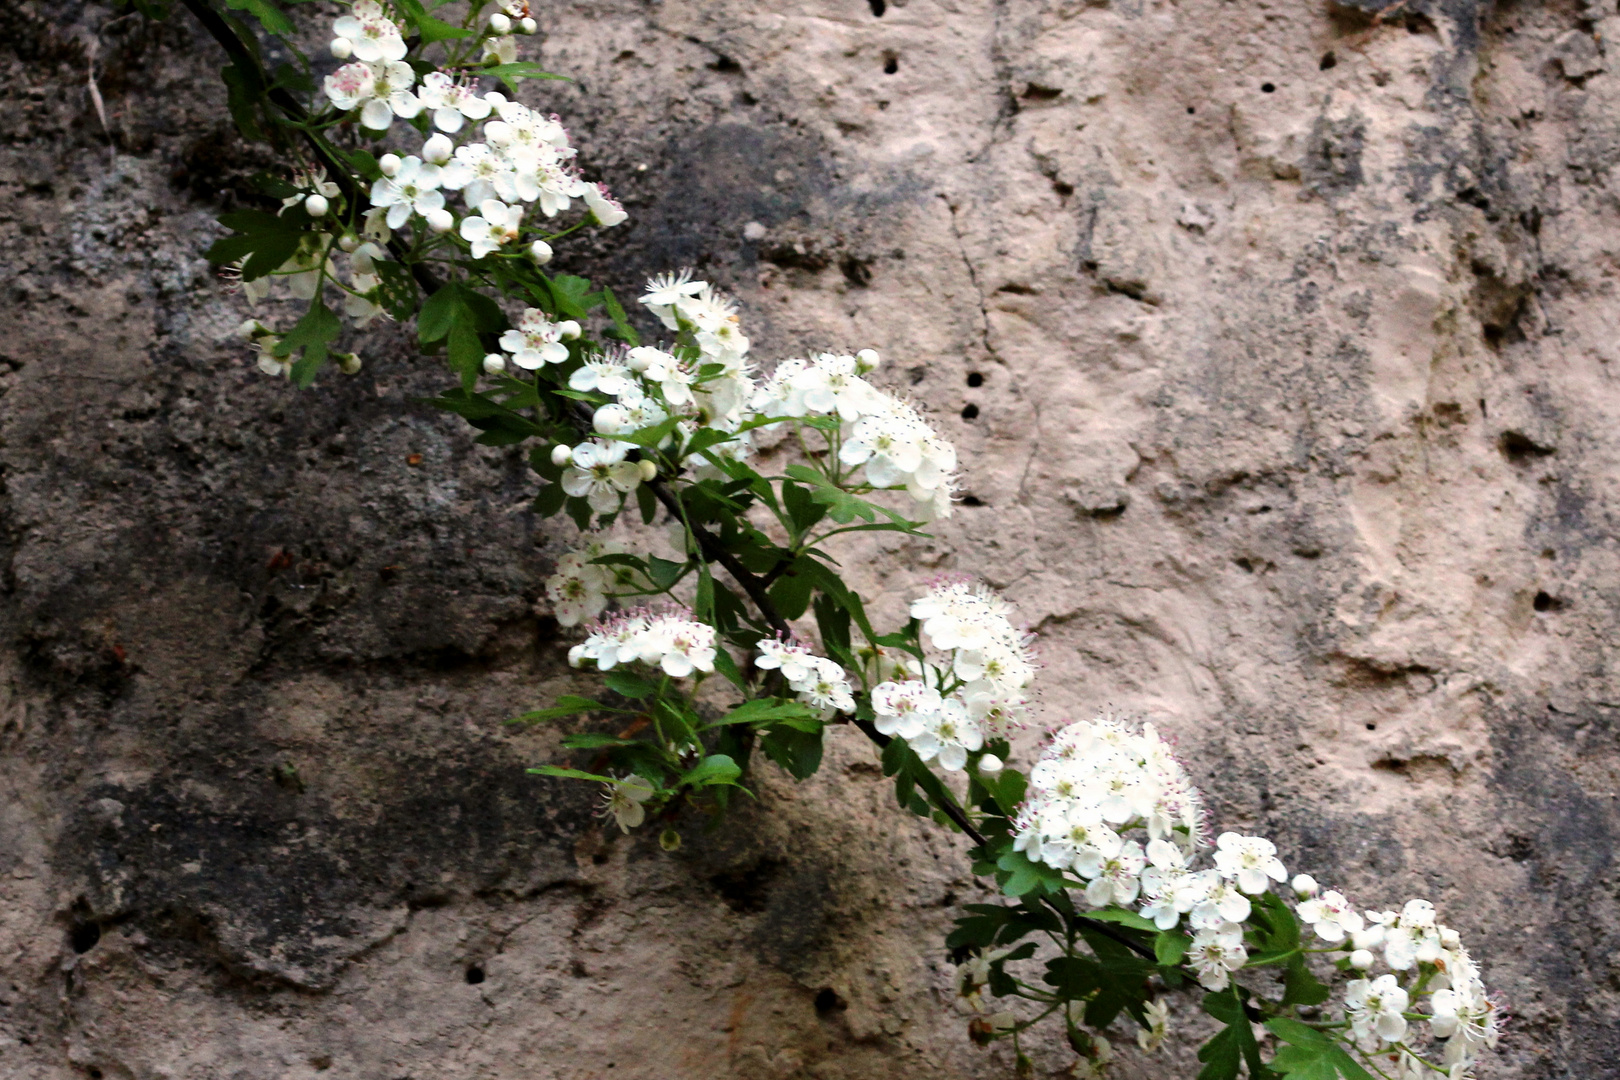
[781,480,827,534]
[995,847,1065,897]
[533,483,567,517]
[206,208,302,280]
[1084,908,1160,932]
[373,259,418,321]
[223,0,293,36]
[274,296,342,387]
[646,555,685,589]
[680,754,742,789]
[508,695,606,723]
[710,698,818,728]
[1280,953,1331,1008]
[694,565,715,623]
[601,286,639,346]
[527,764,619,784]
[448,318,484,392]
[603,671,657,699]
[484,61,573,94]
[760,723,823,780]
[1265,1020,1374,1080]
[711,645,745,689]
[561,732,636,749]
[766,567,815,621]
[414,12,472,42]
[418,282,459,343]
[1155,931,1191,967]
[1199,990,1267,1080]
[636,482,658,524]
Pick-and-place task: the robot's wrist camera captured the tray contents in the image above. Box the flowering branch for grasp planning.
[156,1,1505,1076]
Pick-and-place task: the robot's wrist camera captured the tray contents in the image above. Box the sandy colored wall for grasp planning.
[3,0,1619,1076]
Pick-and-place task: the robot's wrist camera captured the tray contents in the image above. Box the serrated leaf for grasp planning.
[1084,908,1160,932]
[414,12,472,42]
[508,695,606,723]
[710,698,817,728]
[1155,930,1191,967]
[603,671,657,699]
[680,753,741,789]
[527,764,619,784]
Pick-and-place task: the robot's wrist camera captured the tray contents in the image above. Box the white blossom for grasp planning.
[1297,889,1365,944]
[1188,923,1247,991]
[331,1,407,63]
[500,308,577,369]
[460,198,524,259]
[1213,832,1288,895]
[324,59,420,130]
[1345,974,1410,1048]
[597,774,654,833]
[560,439,642,513]
[417,71,494,133]
[368,155,443,230]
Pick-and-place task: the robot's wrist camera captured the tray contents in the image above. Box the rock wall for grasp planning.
[3,0,1620,1076]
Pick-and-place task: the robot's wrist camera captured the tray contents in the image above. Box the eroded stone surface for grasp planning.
[3,0,1620,1076]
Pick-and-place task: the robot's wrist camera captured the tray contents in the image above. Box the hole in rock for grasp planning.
[1533,591,1563,613]
[868,0,885,15]
[960,404,979,420]
[815,987,848,1014]
[1186,106,1195,114]
[966,372,984,387]
[1366,723,1377,731]
[1261,82,1276,93]
[961,495,985,507]
[883,54,898,74]
[1052,180,1074,196]
[466,965,486,984]
[1320,52,1337,70]
[70,921,101,954]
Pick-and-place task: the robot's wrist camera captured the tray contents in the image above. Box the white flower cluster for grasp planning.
[1007,716,1499,1075]
[754,638,856,717]
[1291,885,1502,1073]
[567,605,717,678]
[543,538,649,627]
[868,579,1037,772]
[558,439,658,515]
[751,352,958,520]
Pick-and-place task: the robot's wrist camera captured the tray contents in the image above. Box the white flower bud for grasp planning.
[378,153,403,178]
[488,12,511,33]
[978,754,1005,774]
[337,352,363,375]
[422,133,453,165]
[855,348,881,374]
[637,459,658,482]
[550,444,574,467]
[593,403,630,434]
[557,320,581,340]
[424,207,455,234]
[483,353,507,375]
[330,37,353,59]
[237,318,270,341]
[1291,874,1319,899]
[519,16,537,32]
[1349,949,1375,970]
[304,193,329,218]
[337,233,360,253]
[528,240,553,265]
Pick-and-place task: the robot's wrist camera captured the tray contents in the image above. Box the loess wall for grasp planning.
[4,0,1620,1076]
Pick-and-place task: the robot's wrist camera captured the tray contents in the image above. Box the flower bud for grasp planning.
[1290,874,1319,899]
[855,348,881,374]
[304,193,330,218]
[337,232,360,253]
[550,443,573,467]
[237,318,271,341]
[977,754,1004,775]
[637,459,658,482]
[422,133,453,165]
[528,239,553,265]
[378,153,403,178]
[483,353,507,375]
[337,352,363,375]
[1349,949,1375,970]
[488,12,511,33]
[330,37,353,59]
[593,404,630,434]
[424,207,455,234]
[557,320,582,340]
[519,16,537,33]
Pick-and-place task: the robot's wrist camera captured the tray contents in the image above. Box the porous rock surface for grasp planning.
[3,0,1619,1076]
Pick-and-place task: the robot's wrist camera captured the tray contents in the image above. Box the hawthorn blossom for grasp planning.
[570,352,637,398]
[416,71,494,133]
[325,60,420,130]
[1084,839,1146,907]
[598,774,654,833]
[440,143,519,208]
[1188,923,1246,991]
[1344,975,1410,1048]
[460,199,523,259]
[1213,832,1288,894]
[369,156,443,229]
[909,696,983,772]
[1297,889,1365,944]
[641,270,708,329]
[870,681,944,740]
[584,183,628,226]
[560,439,641,513]
[545,551,613,627]
[331,0,407,62]
[500,308,579,368]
